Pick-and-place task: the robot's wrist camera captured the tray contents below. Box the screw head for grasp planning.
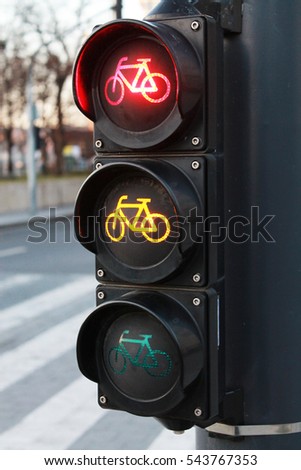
[99,395,107,405]
[194,408,203,417]
[193,273,201,283]
[191,20,200,31]
[97,291,105,300]
[95,139,103,149]
[192,136,201,146]
[95,162,102,170]
[193,297,201,306]
[97,269,105,278]
[191,160,200,170]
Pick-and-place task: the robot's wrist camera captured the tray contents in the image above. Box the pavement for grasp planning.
[0,205,74,227]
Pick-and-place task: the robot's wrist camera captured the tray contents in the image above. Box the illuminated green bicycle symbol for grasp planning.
[108,330,172,377]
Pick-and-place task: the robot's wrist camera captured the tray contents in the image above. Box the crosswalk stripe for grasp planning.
[0,272,196,450]
[0,246,27,258]
[0,276,95,334]
[0,273,42,292]
[147,427,195,450]
[0,377,106,449]
[0,309,91,392]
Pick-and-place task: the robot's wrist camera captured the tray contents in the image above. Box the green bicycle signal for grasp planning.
[108,330,173,377]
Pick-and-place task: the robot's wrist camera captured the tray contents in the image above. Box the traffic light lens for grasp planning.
[99,38,177,132]
[101,174,177,268]
[103,312,180,400]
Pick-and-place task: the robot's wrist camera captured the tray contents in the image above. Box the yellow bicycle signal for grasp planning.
[105,195,170,243]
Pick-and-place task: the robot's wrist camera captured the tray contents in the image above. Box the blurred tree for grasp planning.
[18,0,104,174]
[0,33,27,176]
[1,0,156,176]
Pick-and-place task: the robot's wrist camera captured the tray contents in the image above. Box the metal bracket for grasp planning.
[195,0,243,33]
[220,0,243,33]
[206,421,301,437]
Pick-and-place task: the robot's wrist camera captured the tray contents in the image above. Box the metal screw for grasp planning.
[97,291,105,300]
[191,21,200,31]
[95,162,102,170]
[193,273,201,283]
[191,161,200,170]
[193,297,201,306]
[192,136,201,146]
[194,408,203,417]
[97,269,105,278]
[99,395,107,405]
[95,139,103,149]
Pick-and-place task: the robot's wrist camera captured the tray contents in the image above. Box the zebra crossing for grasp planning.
[0,272,195,450]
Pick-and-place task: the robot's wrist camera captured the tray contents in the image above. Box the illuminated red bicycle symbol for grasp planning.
[104,56,171,106]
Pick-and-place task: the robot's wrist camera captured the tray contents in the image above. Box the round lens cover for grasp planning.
[103,312,180,400]
[99,38,177,132]
[101,174,177,268]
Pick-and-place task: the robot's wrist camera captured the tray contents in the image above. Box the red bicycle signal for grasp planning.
[104,56,171,106]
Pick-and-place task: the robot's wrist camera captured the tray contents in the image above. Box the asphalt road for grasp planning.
[0,219,195,450]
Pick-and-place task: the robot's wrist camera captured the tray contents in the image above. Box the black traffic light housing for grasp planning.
[74,157,207,285]
[75,153,222,429]
[73,8,236,432]
[77,288,219,431]
[73,16,220,153]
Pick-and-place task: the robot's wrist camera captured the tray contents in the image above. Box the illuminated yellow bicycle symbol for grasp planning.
[105,195,170,243]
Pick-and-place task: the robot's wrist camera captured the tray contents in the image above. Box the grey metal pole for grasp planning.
[0,39,5,127]
[197,0,301,449]
[115,0,122,19]
[0,39,6,177]
[26,64,37,215]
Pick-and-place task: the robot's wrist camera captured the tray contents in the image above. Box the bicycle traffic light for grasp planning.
[73,9,230,432]
[73,16,221,152]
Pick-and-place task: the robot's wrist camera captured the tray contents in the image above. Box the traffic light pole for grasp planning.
[197,0,301,449]
[26,63,37,215]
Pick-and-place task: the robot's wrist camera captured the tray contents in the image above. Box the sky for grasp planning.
[0,0,159,55]
[0,0,158,26]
